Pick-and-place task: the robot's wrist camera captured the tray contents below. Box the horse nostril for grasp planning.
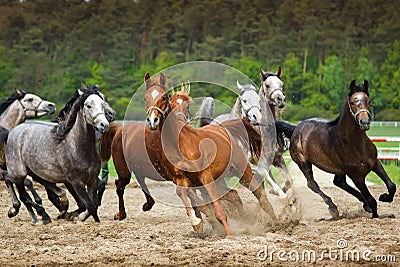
[154,117,158,123]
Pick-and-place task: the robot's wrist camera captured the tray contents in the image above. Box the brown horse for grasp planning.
[276,80,396,219]
[99,91,207,221]
[144,72,276,236]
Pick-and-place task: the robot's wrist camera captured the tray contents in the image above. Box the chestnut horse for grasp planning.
[276,80,396,219]
[98,91,207,221]
[144,72,276,236]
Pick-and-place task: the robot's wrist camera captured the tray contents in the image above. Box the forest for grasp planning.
[0,0,399,121]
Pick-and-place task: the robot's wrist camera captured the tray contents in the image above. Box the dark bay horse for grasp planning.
[4,88,113,224]
[276,80,396,219]
[144,72,276,236]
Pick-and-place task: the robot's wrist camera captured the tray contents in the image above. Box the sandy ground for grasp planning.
[0,164,399,266]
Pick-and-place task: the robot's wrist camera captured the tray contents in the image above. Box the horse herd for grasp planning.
[0,68,397,237]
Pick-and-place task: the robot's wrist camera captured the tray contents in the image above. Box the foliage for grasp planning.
[0,0,399,121]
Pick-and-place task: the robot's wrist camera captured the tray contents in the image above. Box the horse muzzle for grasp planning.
[95,120,109,133]
[359,118,370,131]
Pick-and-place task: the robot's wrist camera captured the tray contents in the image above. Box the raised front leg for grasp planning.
[255,165,286,199]
[4,175,21,218]
[372,160,396,202]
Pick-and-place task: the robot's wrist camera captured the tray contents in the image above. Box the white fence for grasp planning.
[370,136,400,164]
[371,121,400,127]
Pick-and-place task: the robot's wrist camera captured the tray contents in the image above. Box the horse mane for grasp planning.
[260,72,278,81]
[52,88,100,141]
[197,97,214,127]
[0,91,27,115]
[53,84,101,123]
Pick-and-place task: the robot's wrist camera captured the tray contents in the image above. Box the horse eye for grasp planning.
[243,100,247,103]
[265,84,270,88]
[27,98,34,102]
[86,104,92,109]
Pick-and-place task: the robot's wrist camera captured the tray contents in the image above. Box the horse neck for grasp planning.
[335,102,367,141]
[0,101,25,130]
[161,109,190,155]
[65,110,96,149]
[269,104,276,120]
[231,98,242,118]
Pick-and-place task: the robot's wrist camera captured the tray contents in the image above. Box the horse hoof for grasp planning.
[142,202,154,212]
[328,208,340,219]
[114,213,126,221]
[379,193,394,203]
[8,208,19,218]
[192,220,204,235]
[363,203,373,213]
[42,218,52,225]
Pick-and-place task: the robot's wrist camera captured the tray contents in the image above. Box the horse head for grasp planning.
[17,90,56,119]
[80,89,111,133]
[237,81,261,124]
[348,79,371,131]
[259,66,286,108]
[170,82,192,122]
[81,83,117,122]
[144,72,170,130]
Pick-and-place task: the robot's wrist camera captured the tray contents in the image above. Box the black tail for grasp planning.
[275,120,296,139]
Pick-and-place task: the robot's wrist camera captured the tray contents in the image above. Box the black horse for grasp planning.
[276,80,396,219]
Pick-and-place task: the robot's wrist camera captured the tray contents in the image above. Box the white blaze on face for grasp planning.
[176,98,183,105]
[151,90,159,99]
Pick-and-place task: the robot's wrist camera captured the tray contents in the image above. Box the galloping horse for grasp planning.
[4,88,112,224]
[144,72,276,236]
[198,67,292,197]
[0,90,56,202]
[276,80,396,219]
[99,89,207,221]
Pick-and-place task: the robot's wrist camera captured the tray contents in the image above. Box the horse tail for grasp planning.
[275,120,296,139]
[197,97,214,127]
[221,118,262,164]
[99,122,121,162]
[0,126,9,167]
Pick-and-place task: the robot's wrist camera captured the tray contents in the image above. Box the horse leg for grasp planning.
[31,174,70,218]
[215,178,245,218]
[4,176,21,218]
[372,160,396,203]
[351,178,378,218]
[175,179,204,235]
[97,177,106,206]
[114,175,130,220]
[87,178,100,221]
[24,177,42,206]
[199,171,233,236]
[273,155,293,193]
[136,176,155,211]
[255,166,286,199]
[68,180,99,222]
[15,181,51,224]
[239,164,277,221]
[299,163,339,219]
[333,175,372,213]
[187,188,210,217]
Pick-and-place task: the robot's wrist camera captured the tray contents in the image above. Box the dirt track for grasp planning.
[0,167,399,266]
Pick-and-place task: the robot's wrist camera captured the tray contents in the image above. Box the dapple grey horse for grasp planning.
[4,88,113,224]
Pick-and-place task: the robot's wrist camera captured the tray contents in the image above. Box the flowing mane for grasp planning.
[53,84,101,123]
[0,91,27,115]
[52,88,100,141]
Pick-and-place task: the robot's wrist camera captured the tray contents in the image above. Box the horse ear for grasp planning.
[81,81,88,90]
[236,80,245,94]
[15,89,23,96]
[78,89,84,96]
[259,67,267,80]
[160,72,167,86]
[276,66,282,77]
[185,82,190,95]
[144,73,151,89]
[349,80,357,91]
[363,79,369,92]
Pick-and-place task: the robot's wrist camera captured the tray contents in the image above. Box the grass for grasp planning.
[104,124,400,186]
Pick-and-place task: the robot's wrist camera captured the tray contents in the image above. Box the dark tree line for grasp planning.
[0,0,399,120]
